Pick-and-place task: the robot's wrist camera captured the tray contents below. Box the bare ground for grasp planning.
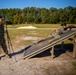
[0,36,76,75]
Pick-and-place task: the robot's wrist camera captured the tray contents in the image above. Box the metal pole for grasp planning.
[6,23,17,62]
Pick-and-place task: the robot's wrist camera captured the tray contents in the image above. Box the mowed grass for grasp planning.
[4,27,52,47]
[5,24,75,44]
[6,29,74,47]
[4,24,74,47]
[7,29,51,40]
[5,24,76,28]
[6,24,60,28]
[3,24,75,55]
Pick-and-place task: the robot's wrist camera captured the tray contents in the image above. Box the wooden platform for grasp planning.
[23,30,76,59]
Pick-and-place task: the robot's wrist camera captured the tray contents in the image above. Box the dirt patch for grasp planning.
[11,36,44,50]
[20,36,43,41]
[0,42,76,75]
[17,26,38,29]
[0,34,76,75]
[14,36,43,43]
[0,55,76,75]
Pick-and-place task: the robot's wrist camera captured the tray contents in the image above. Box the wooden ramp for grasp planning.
[23,30,76,59]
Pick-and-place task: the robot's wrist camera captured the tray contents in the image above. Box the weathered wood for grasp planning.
[73,35,76,58]
[66,35,76,59]
[23,30,76,59]
[61,42,64,50]
[50,46,55,59]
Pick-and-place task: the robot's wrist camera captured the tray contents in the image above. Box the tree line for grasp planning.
[0,6,76,24]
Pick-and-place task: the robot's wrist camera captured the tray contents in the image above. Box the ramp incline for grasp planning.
[23,30,76,59]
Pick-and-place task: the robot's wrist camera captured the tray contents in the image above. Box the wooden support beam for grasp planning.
[50,46,55,59]
[66,35,76,59]
[61,42,64,50]
[73,35,76,58]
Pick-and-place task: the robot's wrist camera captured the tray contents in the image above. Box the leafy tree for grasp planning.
[0,6,76,24]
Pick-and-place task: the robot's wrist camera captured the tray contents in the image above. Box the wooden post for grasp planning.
[73,35,76,58]
[61,42,64,50]
[50,46,55,59]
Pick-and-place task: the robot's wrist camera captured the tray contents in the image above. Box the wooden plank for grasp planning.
[50,46,55,59]
[66,35,76,59]
[73,35,76,58]
[23,30,76,59]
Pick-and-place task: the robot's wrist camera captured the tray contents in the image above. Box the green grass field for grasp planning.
[4,24,75,46]
[7,29,51,39]
[6,24,60,28]
[5,24,59,39]
[5,24,75,41]
[6,24,76,28]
